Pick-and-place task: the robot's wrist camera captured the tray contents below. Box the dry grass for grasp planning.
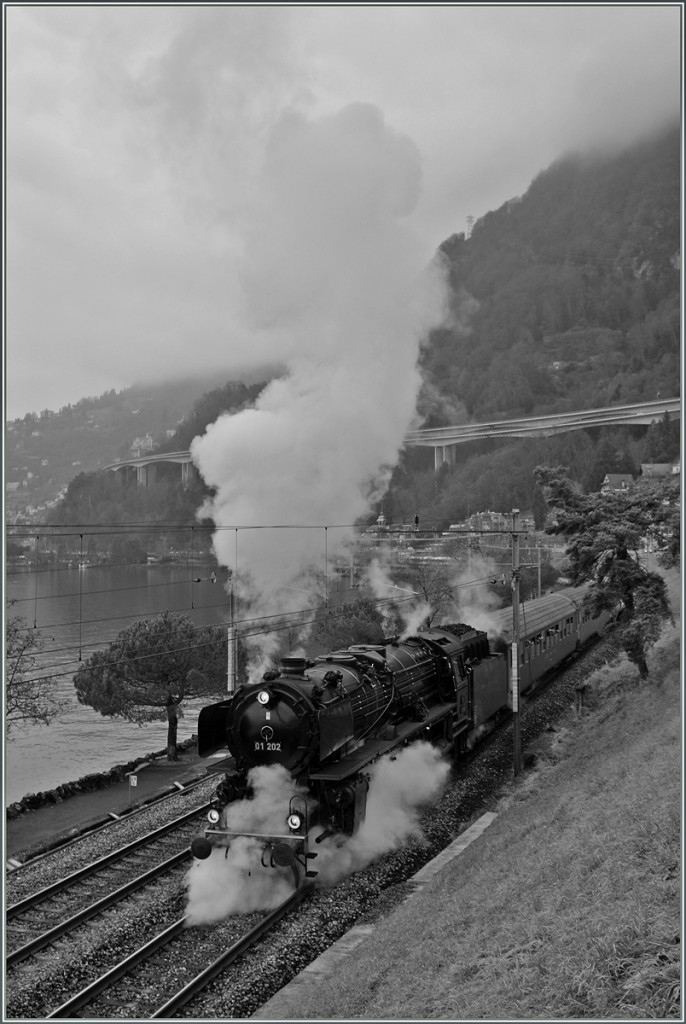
[294,569,681,1020]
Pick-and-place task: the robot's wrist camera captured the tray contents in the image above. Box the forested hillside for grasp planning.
[418,123,680,425]
[381,123,681,529]
[6,373,274,521]
[6,375,226,514]
[43,380,268,531]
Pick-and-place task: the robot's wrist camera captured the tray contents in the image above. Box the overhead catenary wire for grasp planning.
[13,593,420,688]
[7,572,505,646]
[10,569,507,686]
[9,517,519,687]
[7,575,230,603]
[7,521,370,536]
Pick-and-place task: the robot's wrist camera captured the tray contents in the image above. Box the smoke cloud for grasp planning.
[362,555,429,636]
[185,743,450,921]
[362,546,507,639]
[190,102,448,661]
[449,549,509,638]
[185,764,301,923]
[314,741,450,885]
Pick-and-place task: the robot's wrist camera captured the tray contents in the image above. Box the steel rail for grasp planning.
[47,885,313,1020]
[7,804,208,917]
[47,918,188,1019]
[7,849,190,968]
[151,884,314,1018]
[6,775,212,875]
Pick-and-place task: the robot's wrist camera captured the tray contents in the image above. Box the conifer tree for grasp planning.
[534,466,676,678]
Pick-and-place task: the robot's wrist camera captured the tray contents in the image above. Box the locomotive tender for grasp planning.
[191,586,613,883]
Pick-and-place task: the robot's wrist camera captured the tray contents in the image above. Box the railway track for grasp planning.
[6,636,619,1020]
[6,804,210,967]
[7,774,213,875]
[47,886,312,1019]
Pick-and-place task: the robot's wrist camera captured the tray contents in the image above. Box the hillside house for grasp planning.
[600,473,634,494]
[130,433,155,457]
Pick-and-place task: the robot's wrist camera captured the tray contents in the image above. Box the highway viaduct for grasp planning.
[102,397,680,483]
[406,397,681,470]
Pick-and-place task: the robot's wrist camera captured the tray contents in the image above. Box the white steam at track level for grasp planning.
[190,103,448,655]
[313,741,451,885]
[185,765,298,923]
[184,743,449,922]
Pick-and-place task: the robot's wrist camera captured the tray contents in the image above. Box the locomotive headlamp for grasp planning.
[257,690,271,706]
[287,812,303,832]
[207,808,221,825]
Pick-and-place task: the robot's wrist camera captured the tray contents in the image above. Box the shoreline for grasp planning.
[5,739,217,863]
[5,737,199,819]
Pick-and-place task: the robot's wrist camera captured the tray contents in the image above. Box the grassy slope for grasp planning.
[298,569,681,1020]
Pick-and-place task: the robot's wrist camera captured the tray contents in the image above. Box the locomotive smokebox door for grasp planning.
[197,699,233,757]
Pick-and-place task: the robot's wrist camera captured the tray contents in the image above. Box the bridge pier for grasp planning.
[136,464,157,486]
[434,445,456,471]
[102,450,197,487]
[181,461,196,488]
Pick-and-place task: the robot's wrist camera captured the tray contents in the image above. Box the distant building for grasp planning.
[465,510,511,532]
[130,433,155,456]
[640,463,680,479]
[600,473,634,494]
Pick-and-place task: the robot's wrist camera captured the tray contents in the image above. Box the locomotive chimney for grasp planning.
[280,656,309,675]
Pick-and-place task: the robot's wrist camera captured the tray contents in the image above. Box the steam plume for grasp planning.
[313,742,450,885]
[185,743,449,921]
[363,547,506,638]
[451,549,509,637]
[185,764,299,923]
[362,555,430,636]
[190,103,447,663]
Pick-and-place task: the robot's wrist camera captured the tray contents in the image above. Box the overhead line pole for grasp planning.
[511,509,522,776]
[227,530,238,695]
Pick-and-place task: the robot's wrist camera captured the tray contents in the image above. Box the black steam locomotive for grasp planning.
[190,587,613,884]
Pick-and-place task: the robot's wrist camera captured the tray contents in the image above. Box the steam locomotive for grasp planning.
[190,586,613,884]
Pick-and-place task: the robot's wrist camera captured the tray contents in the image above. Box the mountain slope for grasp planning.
[419,123,680,424]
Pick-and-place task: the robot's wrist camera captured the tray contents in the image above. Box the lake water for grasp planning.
[5,563,230,805]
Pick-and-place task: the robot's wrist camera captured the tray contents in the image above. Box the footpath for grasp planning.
[4,747,223,863]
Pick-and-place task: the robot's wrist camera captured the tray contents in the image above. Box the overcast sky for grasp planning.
[5,3,681,421]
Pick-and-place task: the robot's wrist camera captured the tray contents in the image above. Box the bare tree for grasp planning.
[6,608,67,734]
